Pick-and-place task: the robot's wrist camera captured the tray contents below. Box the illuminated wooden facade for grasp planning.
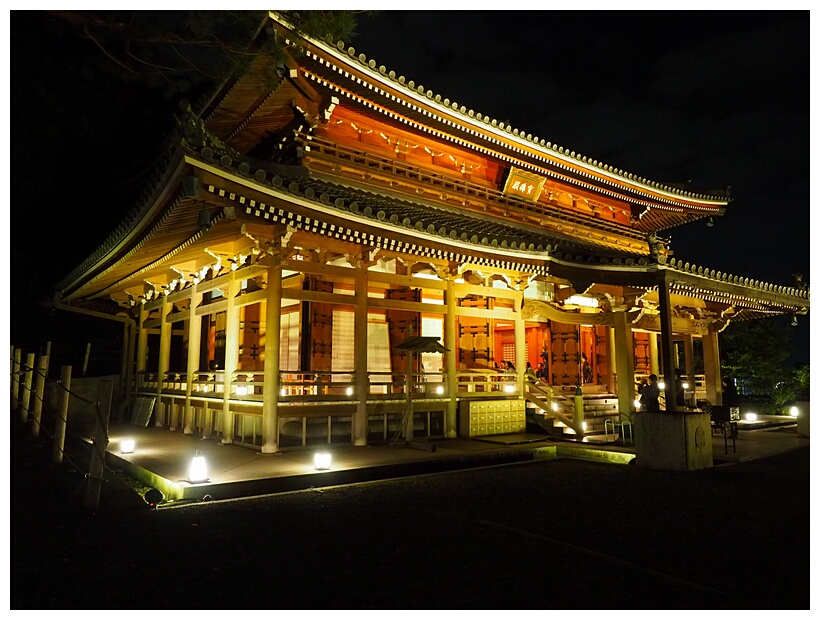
[55,12,810,451]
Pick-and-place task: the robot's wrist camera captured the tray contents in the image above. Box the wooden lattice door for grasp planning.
[309,277,334,372]
[634,332,650,376]
[550,322,580,386]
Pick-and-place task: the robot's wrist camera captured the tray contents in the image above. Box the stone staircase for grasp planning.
[525,381,625,442]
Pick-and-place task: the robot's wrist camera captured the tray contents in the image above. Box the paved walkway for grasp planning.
[102,415,808,506]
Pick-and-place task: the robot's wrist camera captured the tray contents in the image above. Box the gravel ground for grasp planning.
[10,420,810,610]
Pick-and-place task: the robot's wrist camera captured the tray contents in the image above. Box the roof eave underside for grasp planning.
[61,151,808,318]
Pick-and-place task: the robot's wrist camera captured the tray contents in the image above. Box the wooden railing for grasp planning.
[140,368,523,402]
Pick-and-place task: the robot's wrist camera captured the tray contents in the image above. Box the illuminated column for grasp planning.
[31,354,48,437]
[656,272,677,410]
[648,332,659,376]
[119,322,129,401]
[352,259,369,447]
[136,303,149,390]
[19,352,35,424]
[606,327,617,393]
[124,322,136,416]
[443,276,457,438]
[514,297,526,390]
[11,347,21,410]
[261,265,282,454]
[156,295,172,427]
[613,309,635,415]
[221,274,241,443]
[702,329,722,405]
[183,284,203,434]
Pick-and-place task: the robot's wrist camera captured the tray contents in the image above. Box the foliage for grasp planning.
[792,364,810,400]
[46,10,368,97]
[720,316,804,413]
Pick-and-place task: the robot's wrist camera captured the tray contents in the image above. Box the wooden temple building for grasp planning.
[54,12,810,452]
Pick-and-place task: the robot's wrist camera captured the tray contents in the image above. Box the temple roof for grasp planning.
[261,12,729,224]
[53,12,807,324]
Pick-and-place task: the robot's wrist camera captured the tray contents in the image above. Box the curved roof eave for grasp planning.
[270,11,730,211]
[56,151,189,298]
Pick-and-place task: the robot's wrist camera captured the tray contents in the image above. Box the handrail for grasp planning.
[525,377,582,434]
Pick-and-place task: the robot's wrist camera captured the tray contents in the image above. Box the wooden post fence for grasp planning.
[53,366,71,464]
[19,353,35,424]
[84,380,113,511]
[31,354,48,437]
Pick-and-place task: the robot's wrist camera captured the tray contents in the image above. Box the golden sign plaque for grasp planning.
[502,167,546,201]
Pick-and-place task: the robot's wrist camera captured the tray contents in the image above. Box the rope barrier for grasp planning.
[13,363,117,480]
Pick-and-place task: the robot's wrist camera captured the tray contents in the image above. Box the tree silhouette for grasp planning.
[46,10,366,96]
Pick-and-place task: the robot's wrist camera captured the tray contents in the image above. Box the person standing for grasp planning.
[640,374,661,412]
[581,352,593,384]
[525,361,537,381]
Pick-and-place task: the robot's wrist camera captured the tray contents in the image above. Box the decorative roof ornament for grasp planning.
[175,99,240,163]
[646,232,671,264]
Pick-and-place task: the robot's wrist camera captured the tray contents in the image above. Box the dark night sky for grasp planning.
[8,10,812,365]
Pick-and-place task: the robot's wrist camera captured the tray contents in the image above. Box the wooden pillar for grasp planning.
[648,332,659,376]
[404,351,414,441]
[613,310,635,415]
[19,352,35,424]
[606,327,617,393]
[702,329,722,406]
[156,296,172,427]
[352,260,369,447]
[656,272,677,410]
[136,303,149,391]
[84,380,113,511]
[53,366,71,464]
[184,285,203,434]
[514,296,526,391]
[31,354,48,437]
[261,265,282,454]
[119,321,129,400]
[221,274,241,443]
[123,323,135,420]
[11,347,21,410]
[444,277,457,438]
[44,341,52,377]
[683,334,695,380]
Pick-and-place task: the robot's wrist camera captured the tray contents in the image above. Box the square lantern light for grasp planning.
[314,452,332,471]
[120,438,135,454]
